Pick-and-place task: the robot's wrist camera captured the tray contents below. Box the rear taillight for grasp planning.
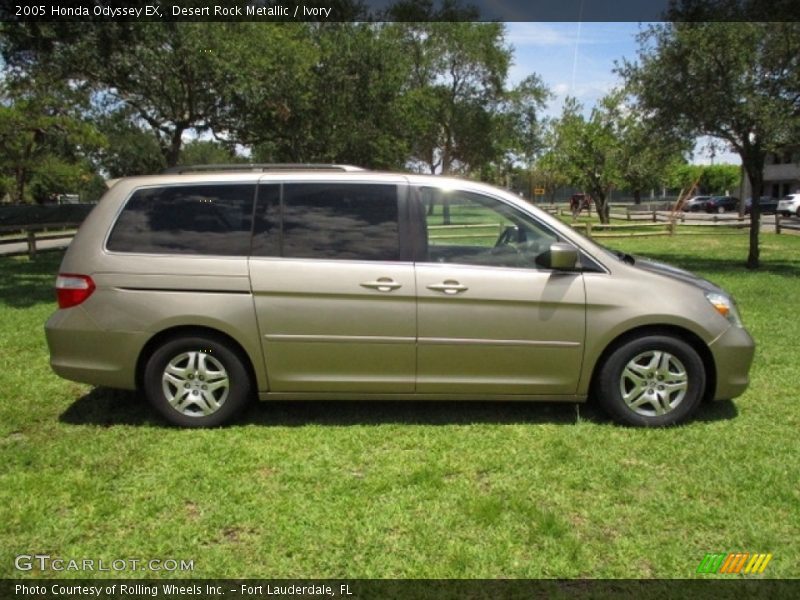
[56,274,96,309]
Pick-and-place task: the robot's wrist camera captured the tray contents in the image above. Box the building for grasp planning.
[743,149,800,199]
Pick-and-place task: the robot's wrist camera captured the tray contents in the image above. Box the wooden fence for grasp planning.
[0,223,79,258]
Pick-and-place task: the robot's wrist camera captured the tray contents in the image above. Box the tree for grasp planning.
[615,104,689,204]
[667,163,741,197]
[396,21,533,175]
[0,77,103,203]
[179,140,247,166]
[525,119,571,203]
[551,95,626,223]
[487,74,550,183]
[93,109,166,177]
[1,23,315,168]
[619,20,800,268]
[251,23,411,168]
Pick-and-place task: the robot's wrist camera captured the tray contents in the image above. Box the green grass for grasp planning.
[1,236,799,580]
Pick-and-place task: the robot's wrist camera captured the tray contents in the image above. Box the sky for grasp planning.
[505,22,741,165]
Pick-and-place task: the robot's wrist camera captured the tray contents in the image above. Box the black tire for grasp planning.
[144,335,252,427]
[596,335,706,427]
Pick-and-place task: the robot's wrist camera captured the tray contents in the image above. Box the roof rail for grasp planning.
[161,163,367,174]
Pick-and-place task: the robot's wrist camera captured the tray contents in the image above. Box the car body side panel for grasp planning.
[416,264,586,394]
[577,268,742,398]
[47,176,268,392]
[249,258,417,393]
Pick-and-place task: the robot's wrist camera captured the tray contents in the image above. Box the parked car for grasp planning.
[45,165,755,428]
[682,196,711,212]
[705,196,739,214]
[744,197,779,215]
[777,193,800,217]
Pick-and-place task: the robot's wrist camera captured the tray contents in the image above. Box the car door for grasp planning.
[248,178,416,393]
[412,186,586,395]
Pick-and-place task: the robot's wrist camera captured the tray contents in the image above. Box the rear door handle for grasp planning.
[427,280,468,295]
[360,278,402,292]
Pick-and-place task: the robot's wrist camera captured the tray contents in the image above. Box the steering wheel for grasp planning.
[495,225,520,248]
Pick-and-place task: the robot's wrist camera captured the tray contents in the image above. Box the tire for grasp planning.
[796,207,800,218]
[717,206,725,214]
[596,335,706,427]
[144,335,252,427]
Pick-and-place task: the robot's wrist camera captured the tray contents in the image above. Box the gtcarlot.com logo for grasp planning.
[14,554,194,573]
[696,552,772,575]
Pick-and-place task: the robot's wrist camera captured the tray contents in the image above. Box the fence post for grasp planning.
[668,220,676,236]
[26,230,37,259]
[775,213,782,234]
[585,222,592,238]
[652,210,657,222]
[627,207,631,221]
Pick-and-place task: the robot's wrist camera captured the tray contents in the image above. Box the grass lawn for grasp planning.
[1,234,799,580]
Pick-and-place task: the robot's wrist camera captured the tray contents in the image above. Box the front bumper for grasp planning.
[708,325,755,400]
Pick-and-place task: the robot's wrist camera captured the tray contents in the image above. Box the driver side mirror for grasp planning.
[536,242,579,270]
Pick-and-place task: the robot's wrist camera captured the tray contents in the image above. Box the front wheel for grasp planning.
[596,335,706,427]
[144,335,252,427]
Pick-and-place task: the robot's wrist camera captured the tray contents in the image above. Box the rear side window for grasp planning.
[275,183,400,261]
[107,184,256,255]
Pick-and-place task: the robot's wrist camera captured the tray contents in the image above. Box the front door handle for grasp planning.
[360,278,402,292]
[427,280,468,295]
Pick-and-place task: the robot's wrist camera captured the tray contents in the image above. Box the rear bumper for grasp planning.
[708,325,755,400]
[45,307,146,390]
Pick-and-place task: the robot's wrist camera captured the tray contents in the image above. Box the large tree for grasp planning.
[615,102,689,204]
[1,23,314,168]
[249,23,410,168]
[0,75,103,203]
[552,95,627,223]
[396,21,547,176]
[619,20,800,268]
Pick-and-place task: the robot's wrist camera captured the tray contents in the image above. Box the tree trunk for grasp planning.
[591,189,609,224]
[634,189,642,205]
[595,196,609,223]
[14,166,26,204]
[744,161,763,269]
[164,127,186,168]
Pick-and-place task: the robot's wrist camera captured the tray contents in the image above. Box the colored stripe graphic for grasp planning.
[696,554,727,574]
[697,552,772,574]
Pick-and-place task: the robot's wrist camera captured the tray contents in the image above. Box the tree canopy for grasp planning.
[619,20,800,267]
[1,20,548,195]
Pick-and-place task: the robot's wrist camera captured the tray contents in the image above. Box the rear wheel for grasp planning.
[596,335,705,427]
[144,335,252,427]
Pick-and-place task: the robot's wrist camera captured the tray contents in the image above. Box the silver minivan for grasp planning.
[45,165,755,427]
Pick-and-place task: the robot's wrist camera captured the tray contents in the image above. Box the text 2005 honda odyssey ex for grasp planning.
[45,165,755,427]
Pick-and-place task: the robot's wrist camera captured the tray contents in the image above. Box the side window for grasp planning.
[107,184,256,255]
[250,184,281,257]
[279,183,400,261]
[419,187,558,269]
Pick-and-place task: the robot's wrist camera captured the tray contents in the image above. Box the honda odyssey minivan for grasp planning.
[45,165,755,427]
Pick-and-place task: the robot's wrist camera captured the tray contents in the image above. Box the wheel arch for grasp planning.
[135,325,259,395]
[588,324,716,403]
